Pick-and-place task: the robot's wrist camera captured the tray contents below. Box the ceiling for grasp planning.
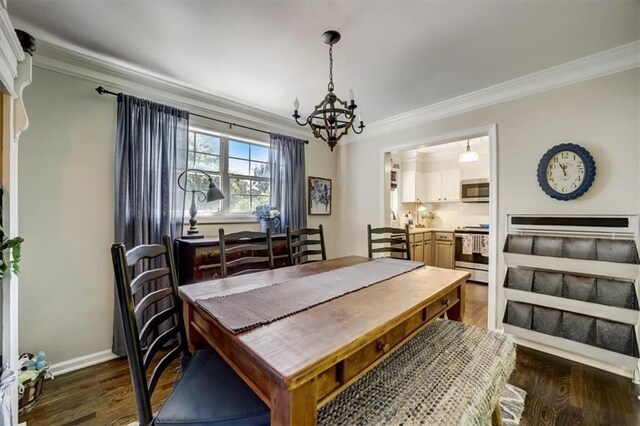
[9,1,639,124]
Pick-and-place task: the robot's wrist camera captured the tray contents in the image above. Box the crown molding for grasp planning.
[346,40,640,144]
[32,40,312,140]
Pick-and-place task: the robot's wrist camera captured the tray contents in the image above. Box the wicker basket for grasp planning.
[18,365,47,413]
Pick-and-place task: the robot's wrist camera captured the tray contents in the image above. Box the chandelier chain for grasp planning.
[328,43,334,91]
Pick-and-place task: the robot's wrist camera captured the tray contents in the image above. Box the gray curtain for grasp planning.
[112,94,189,356]
[269,133,307,230]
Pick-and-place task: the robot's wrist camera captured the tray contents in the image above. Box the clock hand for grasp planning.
[559,163,567,176]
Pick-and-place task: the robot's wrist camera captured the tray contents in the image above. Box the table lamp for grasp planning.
[178,168,225,239]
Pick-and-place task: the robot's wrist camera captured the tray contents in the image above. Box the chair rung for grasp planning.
[290,228,321,237]
[140,307,176,344]
[135,287,173,317]
[369,227,407,235]
[130,267,170,294]
[226,256,270,269]
[371,237,407,245]
[371,247,408,254]
[225,244,268,254]
[143,325,179,371]
[126,244,166,266]
[293,250,323,259]
[291,239,322,248]
[148,344,182,395]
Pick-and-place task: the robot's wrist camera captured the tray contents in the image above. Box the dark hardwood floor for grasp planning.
[20,282,640,425]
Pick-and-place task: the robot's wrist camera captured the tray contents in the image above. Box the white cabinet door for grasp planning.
[416,171,428,202]
[424,171,442,202]
[401,170,416,203]
[441,169,460,202]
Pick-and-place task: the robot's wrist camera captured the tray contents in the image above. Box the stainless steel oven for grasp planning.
[460,179,489,203]
[454,227,489,283]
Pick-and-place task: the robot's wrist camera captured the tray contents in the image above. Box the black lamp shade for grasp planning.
[206,180,225,202]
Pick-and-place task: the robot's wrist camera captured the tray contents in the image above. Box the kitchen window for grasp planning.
[184,128,270,217]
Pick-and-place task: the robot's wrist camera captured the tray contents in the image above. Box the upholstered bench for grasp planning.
[318,319,516,426]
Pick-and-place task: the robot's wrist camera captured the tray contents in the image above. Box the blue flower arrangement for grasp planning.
[253,205,281,220]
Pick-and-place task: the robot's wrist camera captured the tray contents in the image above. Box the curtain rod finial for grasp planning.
[96,86,106,95]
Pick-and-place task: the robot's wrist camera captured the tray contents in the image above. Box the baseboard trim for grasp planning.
[50,349,119,376]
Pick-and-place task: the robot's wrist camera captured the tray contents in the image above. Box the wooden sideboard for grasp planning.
[174,235,291,285]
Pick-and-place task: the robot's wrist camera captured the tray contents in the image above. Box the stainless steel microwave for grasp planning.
[460,179,489,203]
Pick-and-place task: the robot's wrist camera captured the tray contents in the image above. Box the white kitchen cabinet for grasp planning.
[424,169,460,202]
[401,170,427,203]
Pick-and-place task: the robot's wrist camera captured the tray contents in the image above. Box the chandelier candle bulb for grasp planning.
[349,89,355,101]
[294,97,299,110]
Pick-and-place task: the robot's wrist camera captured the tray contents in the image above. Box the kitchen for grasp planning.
[386,136,491,287]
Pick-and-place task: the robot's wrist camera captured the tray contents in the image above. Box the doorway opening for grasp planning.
[380,124,498,329]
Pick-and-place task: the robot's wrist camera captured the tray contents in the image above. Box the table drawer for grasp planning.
[426,288,460,318]
[316,286,462,401]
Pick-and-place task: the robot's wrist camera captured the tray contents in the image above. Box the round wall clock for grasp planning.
[536,143,596,201]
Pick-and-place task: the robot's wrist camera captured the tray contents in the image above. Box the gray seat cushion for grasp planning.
[155,349,270,425]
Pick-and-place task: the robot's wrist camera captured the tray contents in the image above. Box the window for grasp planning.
[184,129,271,216]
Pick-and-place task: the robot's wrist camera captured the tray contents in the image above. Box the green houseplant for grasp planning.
[421,210,438,227]
[0,222,23,278]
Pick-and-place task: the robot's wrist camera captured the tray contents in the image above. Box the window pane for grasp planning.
[250,162,270,177]
[229,140,250,159]
[189,132,195,151]
[194,153,220,172]
[230,178,251,195]
[251,180,270,196]
[195,133,220,154]
[229,158,250,176]
[251,145,269,162]
[230,195,251,213]
[252,196,270,211]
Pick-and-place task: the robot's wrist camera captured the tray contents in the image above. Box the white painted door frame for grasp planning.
[1,54,32,424]
[378,123,499,329]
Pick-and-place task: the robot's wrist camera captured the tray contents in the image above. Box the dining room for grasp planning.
[3,1,640,425]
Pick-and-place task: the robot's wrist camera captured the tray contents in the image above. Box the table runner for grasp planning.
[196,258,423,334]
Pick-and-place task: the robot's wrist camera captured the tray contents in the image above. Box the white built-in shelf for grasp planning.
[502,214,640,380]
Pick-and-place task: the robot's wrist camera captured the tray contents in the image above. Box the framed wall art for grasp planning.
[308,176,332,215]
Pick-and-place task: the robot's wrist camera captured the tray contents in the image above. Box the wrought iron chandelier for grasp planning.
[293,30,365,151]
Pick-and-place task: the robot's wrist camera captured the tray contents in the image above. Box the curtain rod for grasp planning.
[95,86,309,145]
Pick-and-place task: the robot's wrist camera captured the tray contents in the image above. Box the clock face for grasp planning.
[546,150,585,194]
[537,143,596,201]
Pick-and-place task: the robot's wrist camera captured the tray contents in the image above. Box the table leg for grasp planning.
[271,379,317,426]
[447,283,466,322]
[183,304,205,353]
[492,403,503,426]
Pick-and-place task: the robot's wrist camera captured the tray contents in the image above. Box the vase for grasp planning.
[260,217,281,233]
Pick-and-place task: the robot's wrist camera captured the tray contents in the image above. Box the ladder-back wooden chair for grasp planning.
[218,229,274,278]
[286,225,327,265]
[367,224,412,260]
[111,235,269,425]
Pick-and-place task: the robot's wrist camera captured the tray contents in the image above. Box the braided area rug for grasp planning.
[318,320,517,426]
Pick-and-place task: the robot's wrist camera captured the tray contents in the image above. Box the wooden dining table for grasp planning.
[179,255,470,426]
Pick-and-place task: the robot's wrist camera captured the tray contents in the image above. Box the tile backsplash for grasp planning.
[400,201,489,229]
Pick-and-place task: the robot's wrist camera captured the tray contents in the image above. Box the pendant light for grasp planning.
[459,140,479,163]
